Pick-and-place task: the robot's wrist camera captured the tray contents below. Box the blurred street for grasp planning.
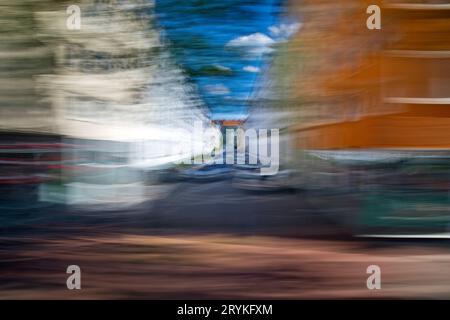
[1,178,349,237]
[2,180,450,299]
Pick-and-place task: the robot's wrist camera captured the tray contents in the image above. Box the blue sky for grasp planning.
[155,0,295,120]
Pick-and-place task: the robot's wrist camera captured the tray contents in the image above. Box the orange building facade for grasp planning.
[288,0,450,150]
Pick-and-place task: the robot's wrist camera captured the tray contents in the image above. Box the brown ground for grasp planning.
[1,234,450,299]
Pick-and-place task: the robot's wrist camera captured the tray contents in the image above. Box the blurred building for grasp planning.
[287,0,450,153]
[1,0,219,207]
[0,0,55,133]
[248,0,450,170]
[269,0,450,233]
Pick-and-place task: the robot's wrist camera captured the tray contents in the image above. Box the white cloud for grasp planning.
[243,66,260,73]
[226,32,275,47]
[213,64,232,72]
[268,22,302,40]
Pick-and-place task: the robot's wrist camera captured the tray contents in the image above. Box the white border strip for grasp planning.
[357,233,450,239]
[384,97,450,105]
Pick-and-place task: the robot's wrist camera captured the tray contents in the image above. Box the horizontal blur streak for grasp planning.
[2,234,450,299]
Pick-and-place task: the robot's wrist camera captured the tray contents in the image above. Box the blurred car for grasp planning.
[307,151,450,238]
[232,167,299,192]
[354,158,450,238]
[179,164,233,182]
